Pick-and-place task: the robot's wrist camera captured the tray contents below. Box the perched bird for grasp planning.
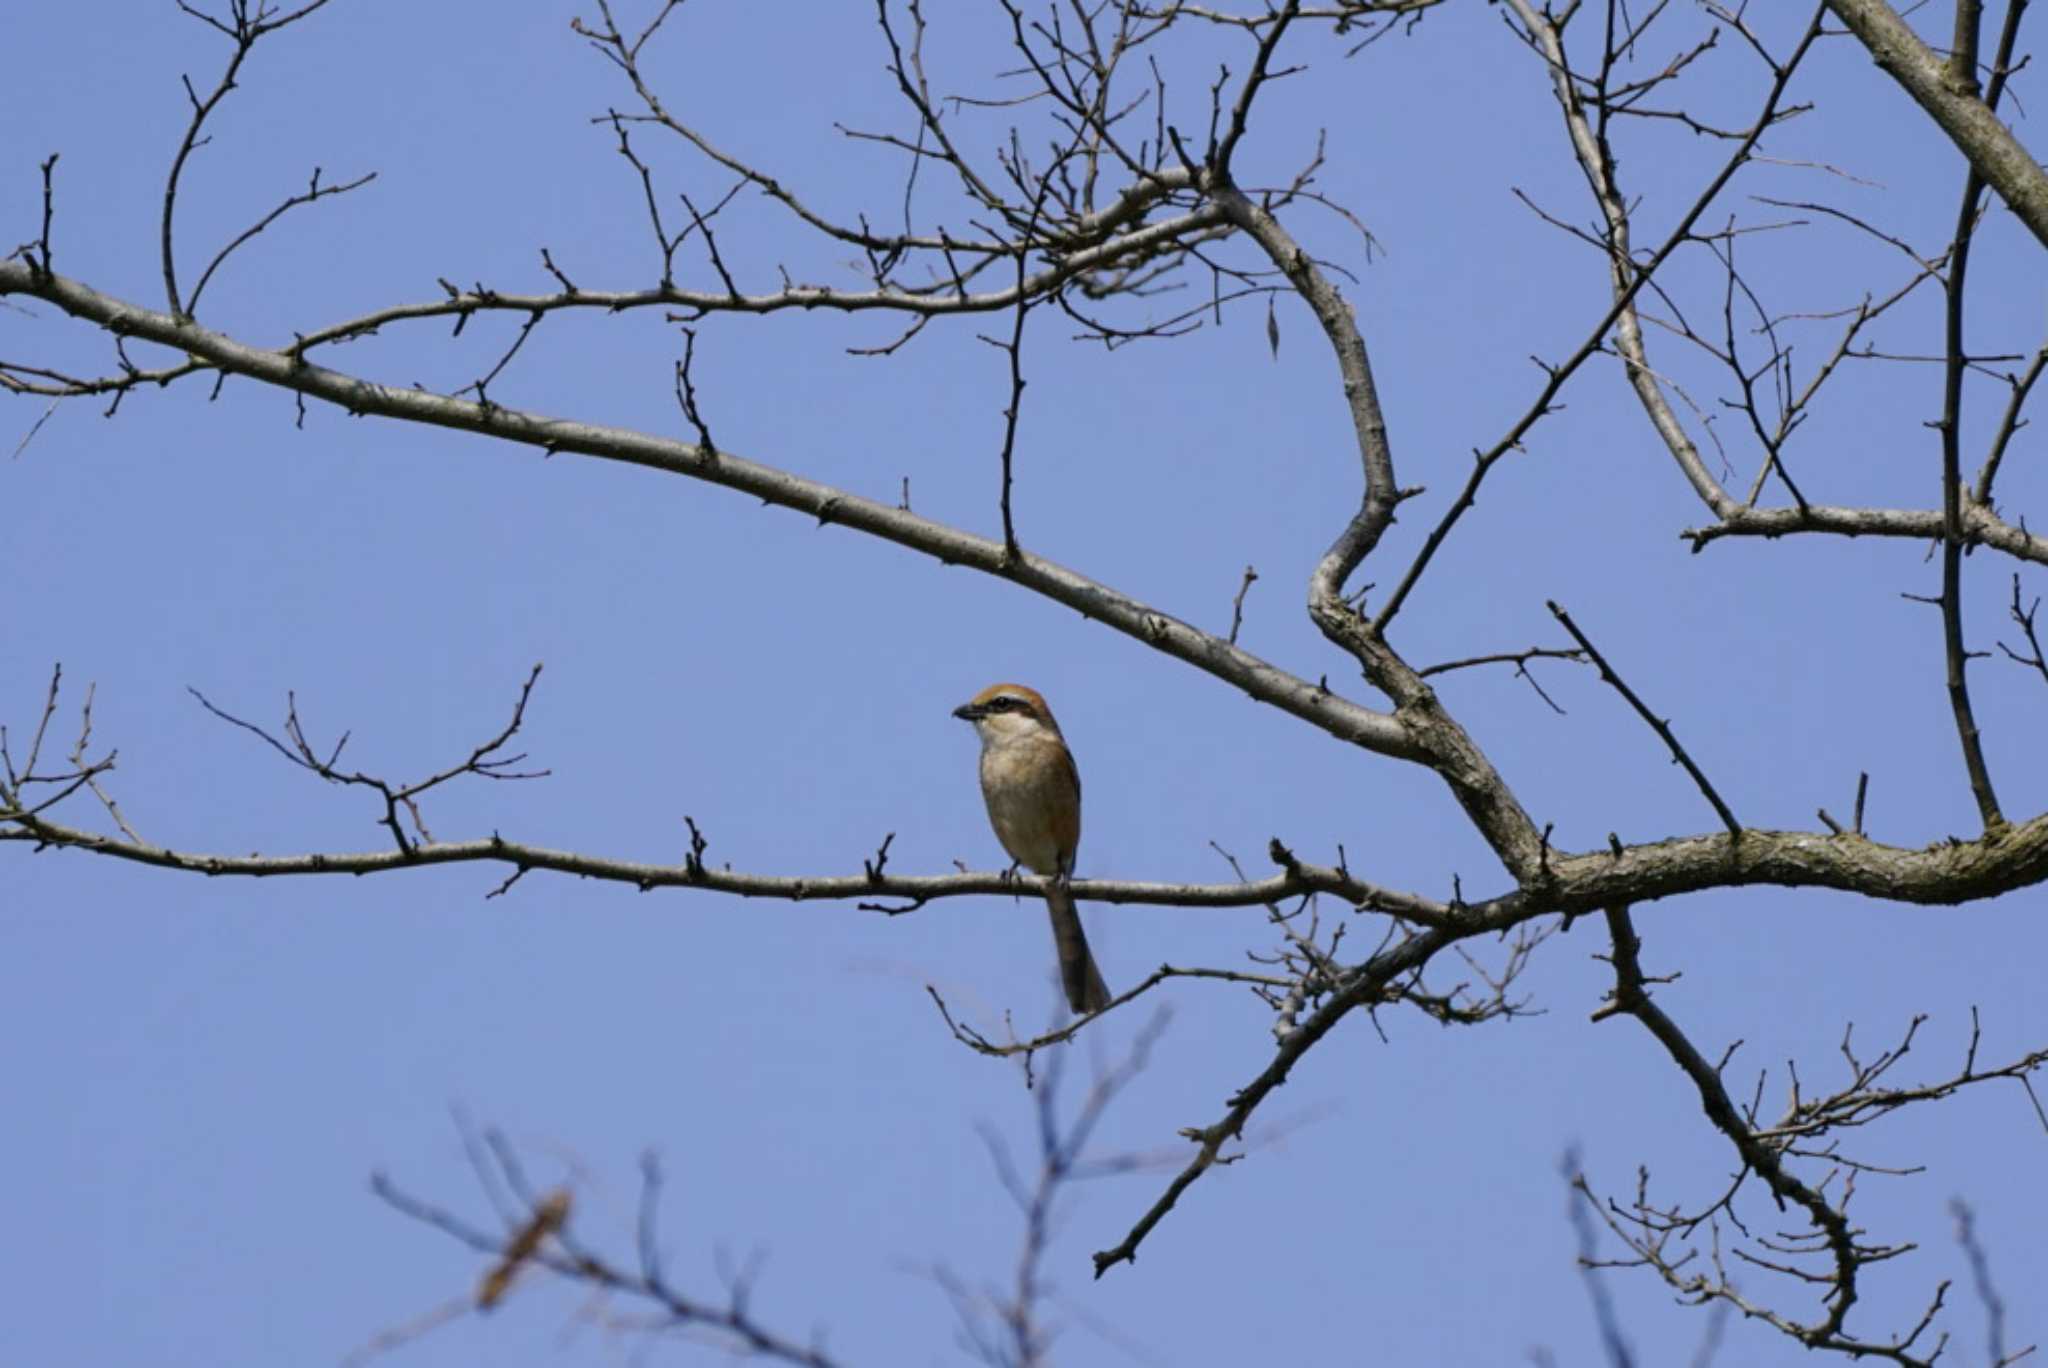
[953,683,1112,1014]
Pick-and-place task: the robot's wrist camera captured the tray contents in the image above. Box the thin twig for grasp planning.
[1548,602,1740,837]
[1227,564,1258,644]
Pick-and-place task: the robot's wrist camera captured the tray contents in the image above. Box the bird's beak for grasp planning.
[952,701,984,721]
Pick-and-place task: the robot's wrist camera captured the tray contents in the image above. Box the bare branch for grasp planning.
[369,1155,843,1367]
[160,0,339,317]
[1824,0,2048,250]
[1226,563,1257,645]
[186,166,377,314]
[185,664,548,854]
[1584,906,2046,1362]
[1092,923,1452,1275]
[1548,601,1741,838]
[0,259,1418,763]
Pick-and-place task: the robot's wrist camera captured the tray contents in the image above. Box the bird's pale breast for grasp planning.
[978,735,1081,875]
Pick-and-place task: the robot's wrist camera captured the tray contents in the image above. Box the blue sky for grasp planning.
[4,3,2045,1365]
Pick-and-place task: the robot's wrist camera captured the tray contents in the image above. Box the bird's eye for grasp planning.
[985,697,1013,711]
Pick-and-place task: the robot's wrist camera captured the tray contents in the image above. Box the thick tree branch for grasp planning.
[1470,813,2048,920]
[17,774,2048,926]
[1683,497,2048,561]
[1824,0,2048,250]
[1209,184,1548,882]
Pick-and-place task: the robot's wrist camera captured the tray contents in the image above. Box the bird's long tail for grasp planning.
[1046,881,1111,1014]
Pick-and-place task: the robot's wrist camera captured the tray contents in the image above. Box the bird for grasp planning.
[953,683,1112,1015]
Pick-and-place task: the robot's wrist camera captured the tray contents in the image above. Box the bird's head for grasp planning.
[952,682,1062,745]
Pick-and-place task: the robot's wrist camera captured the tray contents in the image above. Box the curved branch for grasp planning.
[1210,186,1400,630]
[1209,185,1548,881]
[1093,924,1452,1275]
[187,167,377,315]
[159,0,337,317]
[0,258,1416,762]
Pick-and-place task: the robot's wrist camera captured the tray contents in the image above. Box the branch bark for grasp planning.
[1824,0,2048,249]
[0,260,1416,764]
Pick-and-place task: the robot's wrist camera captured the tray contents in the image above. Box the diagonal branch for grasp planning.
[0,258,1416,763]
[1379,5,1824,629]
[1592,906,1877,1356]
[1973,338,2048,504]
[1824,0,2048,250]
[1549,600,1741,838]
[1092,923,1452,1276]
[1502,0,1826,531]
[1212,0,1302,176]
[186,166,376,315]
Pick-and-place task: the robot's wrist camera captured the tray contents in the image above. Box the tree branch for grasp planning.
[0,259,1418,763]
[1824,0,2048,250]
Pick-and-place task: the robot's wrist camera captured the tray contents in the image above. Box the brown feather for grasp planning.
[1046,881,1111,1014]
